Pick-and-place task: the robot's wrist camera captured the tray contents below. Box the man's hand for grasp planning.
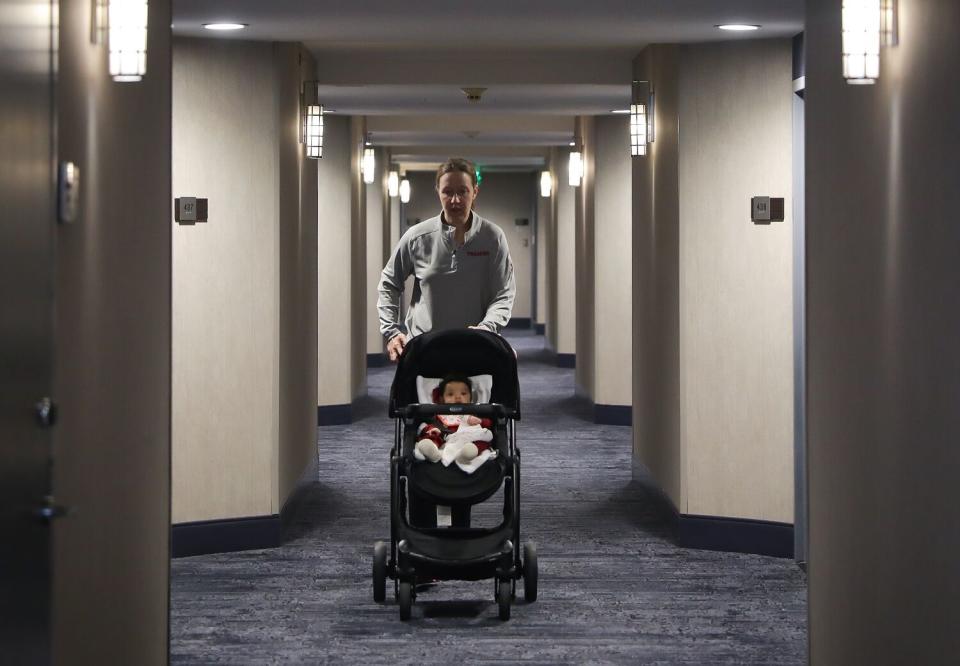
[387,333,408,362]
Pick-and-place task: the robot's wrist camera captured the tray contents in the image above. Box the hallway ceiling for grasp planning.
[172,0,804,162]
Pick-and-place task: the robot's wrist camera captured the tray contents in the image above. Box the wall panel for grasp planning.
[806,0,960,661]
[172,39,279,522]
[53,0,172,662]
[677,39,794,522]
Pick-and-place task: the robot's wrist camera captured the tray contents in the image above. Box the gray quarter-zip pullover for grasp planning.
[377,212,516,341]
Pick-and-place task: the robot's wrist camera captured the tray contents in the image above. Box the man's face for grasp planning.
[441,381,472,404]
[437,171,478,226]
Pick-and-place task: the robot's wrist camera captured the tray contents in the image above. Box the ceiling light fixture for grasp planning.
[202,23,247,31]
[461,87,487,103]
[610,109,631,114]
[716,24,761,31]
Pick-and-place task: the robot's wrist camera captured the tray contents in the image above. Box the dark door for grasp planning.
[0,0,56,662]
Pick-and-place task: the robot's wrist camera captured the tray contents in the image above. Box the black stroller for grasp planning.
[371,328,538,620]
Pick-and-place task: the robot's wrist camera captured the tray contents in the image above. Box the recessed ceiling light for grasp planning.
[203,23,248,31]
[716,24,760,31]
[610,109,631,114]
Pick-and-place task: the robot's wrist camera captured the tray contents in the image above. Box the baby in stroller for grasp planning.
[414,374,495,470]
[373,328,537,621]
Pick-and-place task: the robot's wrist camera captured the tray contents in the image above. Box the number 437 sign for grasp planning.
[174,197,209,224]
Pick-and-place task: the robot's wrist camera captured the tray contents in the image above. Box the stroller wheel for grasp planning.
[523,542,538,603]
[398,581,413,621]
[497,578,511,620]
[372,541,387,603]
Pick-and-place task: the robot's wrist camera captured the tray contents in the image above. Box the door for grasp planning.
[0,0,56,661]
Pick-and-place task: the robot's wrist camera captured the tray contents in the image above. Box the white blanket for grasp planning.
[413,422,497,474]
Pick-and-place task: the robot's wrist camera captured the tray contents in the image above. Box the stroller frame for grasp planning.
[371,329,538,621]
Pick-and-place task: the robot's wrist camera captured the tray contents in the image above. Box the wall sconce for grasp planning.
[631,80,656,156]
[399,178,411,203]
[300,82,323,159]
[540,170,552,198]
[568,150,583,187]
[388,171,400,197]
[842,0,898,84]
[92,0,149,81]
[362,147,376,185]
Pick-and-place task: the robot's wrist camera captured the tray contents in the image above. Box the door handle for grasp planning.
[35,397,57,428]
[35,496,72,524]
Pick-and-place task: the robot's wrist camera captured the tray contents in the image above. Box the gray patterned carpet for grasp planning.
[171,330,807,664]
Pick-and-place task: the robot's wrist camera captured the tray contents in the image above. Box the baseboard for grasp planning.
[678,514,795,559]
[505,317,532,329]
[317,403,351,426]
[594,404,632,426]
[173,456,318,558]
[367,352,388,368]
[534,323,546,335]
[556,353,575,368]
[172,515,281,558]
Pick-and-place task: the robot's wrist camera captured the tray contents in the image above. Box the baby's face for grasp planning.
[441,381,472,404]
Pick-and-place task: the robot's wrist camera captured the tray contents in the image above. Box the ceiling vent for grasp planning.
[461,87,487,103]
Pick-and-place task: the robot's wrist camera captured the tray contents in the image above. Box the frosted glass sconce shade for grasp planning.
[568,151,583,187]
[388,171,400,197]
[630,103,647,156]
[843,0,897,84]
[362,148,376,185]
[399,179,411,203]
[109,0,148,82]
[540,171,552,198]
[304,104,323,159]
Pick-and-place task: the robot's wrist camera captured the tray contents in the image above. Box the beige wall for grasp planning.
[535,173,548,327]
[574,116,596,396]
[173,38,318,521]
[593,115,633,407]
[172,39,280,522]
[366,147,387,356]
[678,39,794,522]
[806,1,960,662]
[555,149,577,355]
[632,40,794,524]
[276,44,319,508]
[317,114,354,405]
[545,149,561,351]
[53,0,171,662]
[473,172,536,321]
[632,45,682,504]
[350,117,367,398]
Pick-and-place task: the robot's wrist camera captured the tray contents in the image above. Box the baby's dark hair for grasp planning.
[438,374,473,401]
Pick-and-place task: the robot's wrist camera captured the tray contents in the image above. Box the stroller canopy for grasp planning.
[389,329,520,418]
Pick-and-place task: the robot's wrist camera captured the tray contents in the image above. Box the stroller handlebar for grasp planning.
[395,403,517,420]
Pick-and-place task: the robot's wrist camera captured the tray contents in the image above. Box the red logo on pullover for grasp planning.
[466,250,490,256]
